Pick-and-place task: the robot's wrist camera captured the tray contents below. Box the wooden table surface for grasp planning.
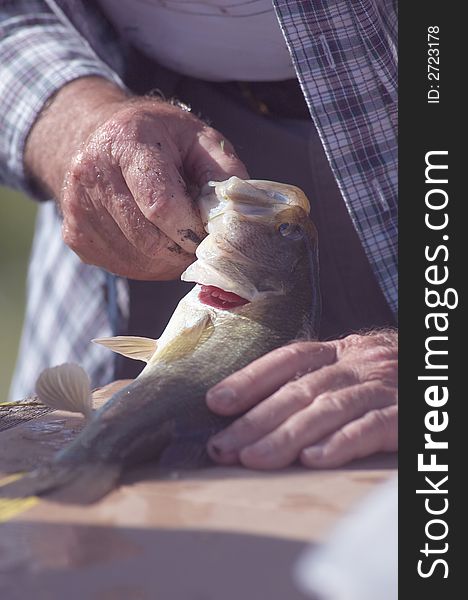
[0,404,396,600]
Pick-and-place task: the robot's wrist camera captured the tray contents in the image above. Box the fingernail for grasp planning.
[208,438,237,461]
[208,431,234,453]
[302,446,323,461]
[207,387,236,408]
[209,440,223,457]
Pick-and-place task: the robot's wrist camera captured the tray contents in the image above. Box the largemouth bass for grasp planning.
[1,177,320,503]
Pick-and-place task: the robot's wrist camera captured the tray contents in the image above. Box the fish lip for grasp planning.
[182,262,283,303]
[198,177,311,227]
[202,178,310,210]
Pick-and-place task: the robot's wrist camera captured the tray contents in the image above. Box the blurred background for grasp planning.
[0,186,37,401]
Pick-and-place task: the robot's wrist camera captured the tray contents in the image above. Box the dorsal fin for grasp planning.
[92,336,157,362]
[35,364,92,418]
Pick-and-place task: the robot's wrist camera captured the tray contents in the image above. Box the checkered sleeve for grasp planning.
[0,0,126,197]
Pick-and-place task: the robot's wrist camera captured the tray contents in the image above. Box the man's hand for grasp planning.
[25,77,248,279]
[206,331,397,469]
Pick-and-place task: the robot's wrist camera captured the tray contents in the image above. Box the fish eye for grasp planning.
[278,222,303,240]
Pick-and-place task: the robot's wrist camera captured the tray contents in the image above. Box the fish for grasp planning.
[0,177,320,503]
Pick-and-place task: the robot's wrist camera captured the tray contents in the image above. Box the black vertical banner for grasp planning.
[399,3,462,597]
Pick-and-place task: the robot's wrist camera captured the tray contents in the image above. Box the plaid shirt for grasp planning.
[0,0,398,400]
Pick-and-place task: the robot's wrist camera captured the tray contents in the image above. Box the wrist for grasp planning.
[24,76,129,199]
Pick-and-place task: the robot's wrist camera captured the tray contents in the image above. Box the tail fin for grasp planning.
[0,462,121,505]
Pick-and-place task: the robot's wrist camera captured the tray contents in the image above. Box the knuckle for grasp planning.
[313,392,344,413]
[236,366,258,393]
[331,427,364,464]
[63,229,87,258]
[381,407,398,450]
[62,228,78,251]
[67,237,88,258]
[109,102,195,146]
[95,107,157,158]
[373,329,398,350]
[334,427,355,448]
[383,382,399,405]
[61,187,95,222]
[61,220,82,252]
[280,421,300,449]
[337,333,372,355]
[320,430,355,465]
[108,107,148,139]
[202,125,224,143]
[329,364,358,386]
[314,363,357,388]
[69,152,92,179]
[146,192,172,221]
[338,330,398,357]
[344,334,362,346]
[67,149,103,188]
[281,341,318,364]
[336,335,361,357]
[282,380,314,409]
[139,228,166,256]
[365,345,398,361]
[366,408,393,440]
[198,126,242,161]
[366,359,398,386]
[338,334,398,386]
[206,128,235,151]
[235,412,260,438]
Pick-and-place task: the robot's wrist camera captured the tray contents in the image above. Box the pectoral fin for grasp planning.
[92,336,157,362]
[150,314,214,364]
[35,364,92,418]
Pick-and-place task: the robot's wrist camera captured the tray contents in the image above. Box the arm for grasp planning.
[0,0,125,194]
[1,1,248,279]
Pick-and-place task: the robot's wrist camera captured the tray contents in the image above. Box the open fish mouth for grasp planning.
[198,285,249,310]
[182,259,282,304]
[181,177,310,305]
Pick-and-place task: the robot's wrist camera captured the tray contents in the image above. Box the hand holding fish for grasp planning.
[25,76,248,279]
[206,330,398,469]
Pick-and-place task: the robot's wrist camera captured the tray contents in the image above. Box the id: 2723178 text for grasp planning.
[427,26,440,104]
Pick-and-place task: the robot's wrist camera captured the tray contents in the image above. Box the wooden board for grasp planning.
[0,396,396,600]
